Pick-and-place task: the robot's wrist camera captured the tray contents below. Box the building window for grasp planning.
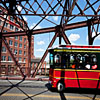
[19,50,22,55]
[15,27,18,31]
[15,21,18,24]
[24,51,26,56]
[10,16,14,22]
[19,43,22,48]
[24,24,27,29]
[15,36,18,40]
[24,58,26,62]
[4,23,8,28]
[19,36,22,41]
[3,30,7,33]
[2,56,6,61]
[9,40,13,45]
[19,57,22,62]
[24,45,26,49]
[20,22,23,27]
[14,42,18,47]
[10,48,13,52]
[14,49,17,54]
[24,38,26,43]
[10,24,14,30]
[8,56,12,61]
[0,19,2,25]
[2,46,6,52]
[0,9,2,14]
[8,65,11,72]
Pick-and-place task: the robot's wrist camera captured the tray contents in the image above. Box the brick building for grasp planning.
[0,5,34,75]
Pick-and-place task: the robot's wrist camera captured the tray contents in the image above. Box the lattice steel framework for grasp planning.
[0,0,100,78]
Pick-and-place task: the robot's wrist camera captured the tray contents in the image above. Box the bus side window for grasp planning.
[70,54,75,68]
[84,54,91,69]
[96,54,100,70]
[76,54,83,69]
[62,54,69,68]
[71,54,82,69]
[71,54,85,69]
[91,54,97,69]
[54,54,61,64]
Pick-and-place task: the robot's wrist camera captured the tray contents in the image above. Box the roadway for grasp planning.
[0,78,100,100]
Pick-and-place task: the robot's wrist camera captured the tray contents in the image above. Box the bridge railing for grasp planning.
[0,66,49,77]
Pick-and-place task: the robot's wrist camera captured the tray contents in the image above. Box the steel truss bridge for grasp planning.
[0,0,100,79]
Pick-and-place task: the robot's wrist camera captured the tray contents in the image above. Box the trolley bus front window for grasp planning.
[50,53,53,66]
[54,53,61,68]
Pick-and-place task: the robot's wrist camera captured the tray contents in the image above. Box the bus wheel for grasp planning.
[57,82,65,92]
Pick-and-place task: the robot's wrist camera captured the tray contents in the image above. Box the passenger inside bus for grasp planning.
[91,54,97,69]
[85,62,91,69]
[71,56,79,69]
[71,54,98,70]
[70,54,83,69]
[52,53,98,70]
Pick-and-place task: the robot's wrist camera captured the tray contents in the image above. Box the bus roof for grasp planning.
[48,45,100,53]
[60,45,100,49]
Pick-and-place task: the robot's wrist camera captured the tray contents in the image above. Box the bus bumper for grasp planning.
[49,79,58,88]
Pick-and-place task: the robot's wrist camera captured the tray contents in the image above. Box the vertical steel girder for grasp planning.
[0,32,2,67]
[88,22,93,45]
[27,31,32,77]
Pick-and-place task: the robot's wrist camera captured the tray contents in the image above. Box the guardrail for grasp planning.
[0,66,49,77]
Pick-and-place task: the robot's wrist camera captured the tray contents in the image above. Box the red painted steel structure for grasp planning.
[0,0,100,78]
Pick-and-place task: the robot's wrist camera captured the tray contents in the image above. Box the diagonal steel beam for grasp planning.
[86,0,97,15]
[32,32,59,77]
[0,32,2,68]
[62,32,71,44]
[75,2,84,15]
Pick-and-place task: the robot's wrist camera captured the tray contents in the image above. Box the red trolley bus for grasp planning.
[49,45,100,92]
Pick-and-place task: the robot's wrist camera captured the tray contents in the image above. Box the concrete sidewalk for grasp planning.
[0,75,49,81]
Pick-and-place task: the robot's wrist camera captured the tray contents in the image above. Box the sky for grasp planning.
[18,0,100,62]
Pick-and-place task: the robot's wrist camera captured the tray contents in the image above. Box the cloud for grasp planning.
[69,34,80,42]
[30,23,41,29]
[37,41,45,45]
[17,5,22,11]
[45,16,49,19]
[52,16,58,21]
[23,16,27,21]
[36,48,44,52]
